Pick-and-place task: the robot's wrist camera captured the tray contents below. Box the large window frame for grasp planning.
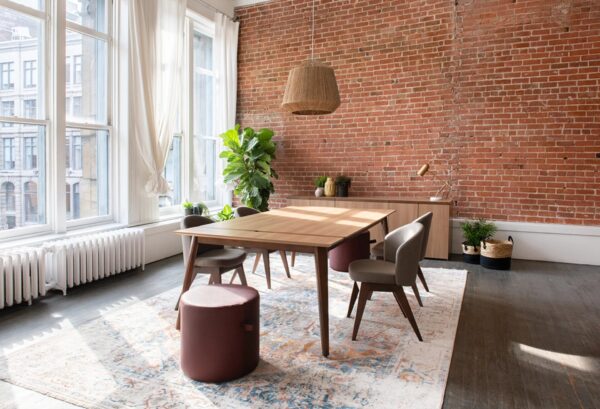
[0,0,115,240]
[159,12,227,217]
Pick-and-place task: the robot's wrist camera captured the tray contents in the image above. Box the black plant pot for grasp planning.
[336,183,350,197]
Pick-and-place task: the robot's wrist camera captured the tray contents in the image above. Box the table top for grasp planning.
[176,206,394,250]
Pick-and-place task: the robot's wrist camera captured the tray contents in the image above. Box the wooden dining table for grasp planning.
[175,205,394,357]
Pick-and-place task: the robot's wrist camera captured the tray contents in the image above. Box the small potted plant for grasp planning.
[182,200,194,216]
[461,219,497,264]
[215,204,234,221]
[335,175,352,197]
[193,202,209,216]
[314,176,327,197]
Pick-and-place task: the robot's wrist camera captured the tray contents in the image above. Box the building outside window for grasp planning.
[23,136,37,169]
[23,60,36,88]
[23,181,37,223]
[23,99,36,118]
[2,138,16,170]
[0,62,14,90]
[73,55,82,84]
[1,101,15,126]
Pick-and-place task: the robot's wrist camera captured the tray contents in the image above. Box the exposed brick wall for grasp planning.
[235,0,600,225]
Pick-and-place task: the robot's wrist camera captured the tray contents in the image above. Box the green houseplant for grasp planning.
[335,175,352,197]
[220,125,278,212]
[182,200,194,216]
[461,219,497,264]
[215,204,235,221]
[314,176,327,197]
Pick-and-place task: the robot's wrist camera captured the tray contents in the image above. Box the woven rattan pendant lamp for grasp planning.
[282,0,340,115]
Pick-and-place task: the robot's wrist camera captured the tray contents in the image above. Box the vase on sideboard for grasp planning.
[324,177,335,197]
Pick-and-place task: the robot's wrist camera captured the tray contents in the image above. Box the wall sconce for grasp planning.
[417,163,451,201]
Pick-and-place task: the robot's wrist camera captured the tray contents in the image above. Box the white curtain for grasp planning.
[214,12,239,201]
[129,0,186,195]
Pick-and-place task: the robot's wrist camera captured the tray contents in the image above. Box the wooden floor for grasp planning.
[1,255,599,409]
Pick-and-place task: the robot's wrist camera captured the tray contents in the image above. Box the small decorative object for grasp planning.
[281,0,340,115]
[324,177,336,197]
[193,202,208,216]
[417,163,452,201]
[314,176,327,197]
[481,236,514,270]
[216,204,235,221]
[221,125,278,212]
[182,200,194,216]
[335,175,352,197]
[460,219,497,264]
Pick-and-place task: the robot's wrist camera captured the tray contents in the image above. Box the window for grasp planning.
[0,62,14,90]
[1,182,15,212]
[159,135,181,208]
[191,30,217,203]
[23,181,38,223]
[23,99,37,118]
[73,55,82,84]
[23,136,37,169]
[24,60,37,88]
[1,101,15,126]
[0,0,111,236]
[2,138,16,170]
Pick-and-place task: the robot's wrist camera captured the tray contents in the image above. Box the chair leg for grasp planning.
[211,271,222,284]
[279,250,292,278]
[392,291,407,317]
[229,269,238,284]
[352,283,371,341]
[291,251,296,267]
[412,283,424,307]
[174,271,196,311]
[236,265,248,286]
[347,281,359,318]
[394,287,423,341]
[252,252,262,274]
[418,265,430,292]
[262,250,272,289]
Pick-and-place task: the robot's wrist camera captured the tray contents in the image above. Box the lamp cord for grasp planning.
[311,0,315,61]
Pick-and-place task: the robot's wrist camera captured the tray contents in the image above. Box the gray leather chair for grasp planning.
[234,206,291,289]
[370,212,432,302]
[347,222,425,341]
[175,215,248,310]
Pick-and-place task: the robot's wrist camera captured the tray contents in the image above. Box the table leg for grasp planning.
[314,247,329,357]
[382,216,389,235]
[176,236,199,330]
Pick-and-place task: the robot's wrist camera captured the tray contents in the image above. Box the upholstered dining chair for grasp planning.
[370,212,433,305]
[175,215,248,310]
[347,222,425,341]
[234,206,291,289]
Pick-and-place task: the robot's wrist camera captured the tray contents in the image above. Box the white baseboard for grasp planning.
[451,219,600,266]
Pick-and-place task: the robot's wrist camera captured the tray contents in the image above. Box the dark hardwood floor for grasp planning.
[1,255,598,408]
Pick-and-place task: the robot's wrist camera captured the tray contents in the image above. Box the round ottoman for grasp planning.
[180,284,260,382]
[329,231,371,272]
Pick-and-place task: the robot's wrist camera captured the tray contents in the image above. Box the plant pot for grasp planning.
[462,243,480,264]
[324,177,336,197]
[480,236,514,270]
[315,187,324,197]
[184,208,193,216]
[336,183,350,197]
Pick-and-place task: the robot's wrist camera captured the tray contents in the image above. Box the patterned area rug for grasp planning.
[0,255,467,409]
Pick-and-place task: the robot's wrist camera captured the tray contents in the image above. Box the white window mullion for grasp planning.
[51,0,67,233]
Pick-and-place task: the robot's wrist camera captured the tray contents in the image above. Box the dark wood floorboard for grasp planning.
[1,255,599,408]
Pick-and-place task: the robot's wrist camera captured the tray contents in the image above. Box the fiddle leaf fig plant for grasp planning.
[220,125,278,212]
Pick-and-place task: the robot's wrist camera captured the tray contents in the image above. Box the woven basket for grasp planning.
[480,236,514,270]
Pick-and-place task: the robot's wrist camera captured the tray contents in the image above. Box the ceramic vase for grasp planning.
[315,187,324,197]
[324,177,336,197]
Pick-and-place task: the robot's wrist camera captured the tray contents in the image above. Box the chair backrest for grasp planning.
[235,206,259,218]
[383,223,424,286]
[180,215,223,267]
[413,212,433,261]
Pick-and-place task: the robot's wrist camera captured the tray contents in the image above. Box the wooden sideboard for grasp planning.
[287,196,452,260]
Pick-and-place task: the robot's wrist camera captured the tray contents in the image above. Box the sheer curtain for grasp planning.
[214,12,239,203]
[129,0,186,196]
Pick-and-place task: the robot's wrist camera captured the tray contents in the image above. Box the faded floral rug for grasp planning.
[0,255,467,409]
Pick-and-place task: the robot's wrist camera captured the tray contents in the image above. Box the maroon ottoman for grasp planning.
[329,231,371,272]
[180,284,259,382]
